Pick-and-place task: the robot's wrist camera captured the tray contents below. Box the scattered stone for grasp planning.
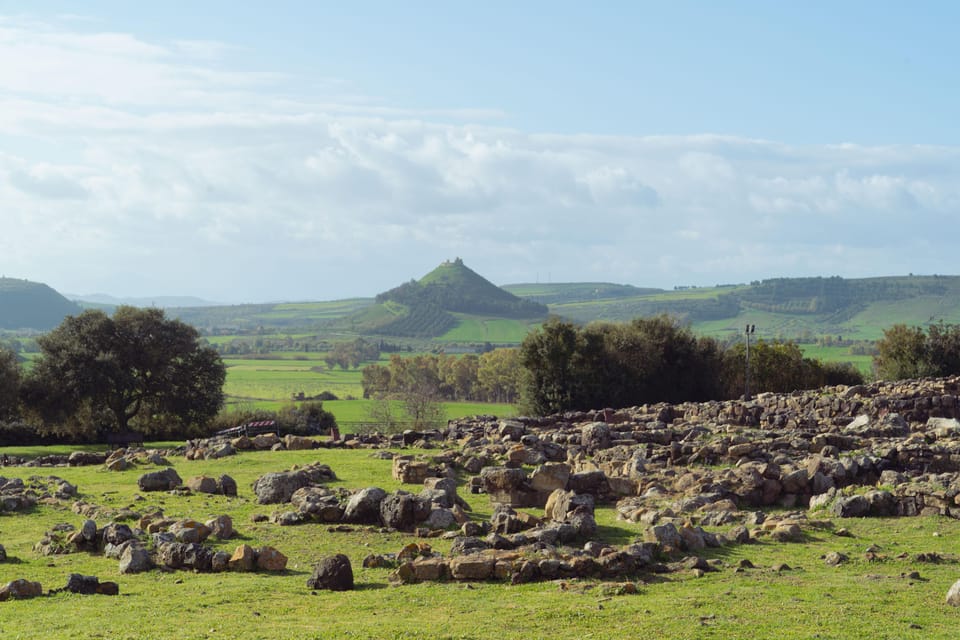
[0,579,43,601]
[307,554,354,591]
[137,468,182,492]
[946,579,960,606]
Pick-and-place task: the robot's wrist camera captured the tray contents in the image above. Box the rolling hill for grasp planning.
[0,278,81,330]
[345,258,548,337]
[14,269,960,349]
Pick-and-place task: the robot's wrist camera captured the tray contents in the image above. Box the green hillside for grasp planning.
[380,258,548,319]
[344,258,548,338]
[506,275,960,343]
[503,282,663,304]
[0,277,81,330]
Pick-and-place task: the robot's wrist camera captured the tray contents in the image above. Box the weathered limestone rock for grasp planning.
[449,554,495,580]
[392,457,431,484]
[251,464,335,504]
[205,515,234,540]
[307,554,354,591]
[119,545,153,574]
[581,422,612,453]
[343,487,387,524]
[256,546,288,571]
[169,519,212,544]
[480,467,534,507]
[284,434,315,450]
[530,463,571,494]
[186,476,218,494]
[229,544,257,572]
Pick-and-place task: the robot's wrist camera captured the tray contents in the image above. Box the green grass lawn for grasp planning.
[0,447,959,638]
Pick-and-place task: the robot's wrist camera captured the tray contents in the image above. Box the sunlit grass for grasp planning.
[1,446,959,639]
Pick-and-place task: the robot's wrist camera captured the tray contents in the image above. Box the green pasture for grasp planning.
[438,315,536,343]
[0,446,959,638]
[223,356,364,402]
[844,297,960,341]
[799,344,875,376]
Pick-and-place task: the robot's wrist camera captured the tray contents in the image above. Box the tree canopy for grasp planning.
[0,346,21,422]
[874,321,960,380]
[517,315,864,415]
[22,306,226,436]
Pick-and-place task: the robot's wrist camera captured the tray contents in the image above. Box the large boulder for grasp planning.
[137,468,182,492]
[119,545,153,574]
[307,554,353,591]
[342,487,387,524]
[380,492,417,530]
[186,476,219,494]
[251,464,335,504]
[581,422,611,453]
[256,546,288,571]
[530,463,571,494]
[252,472,306,505]
[479,467,534,506]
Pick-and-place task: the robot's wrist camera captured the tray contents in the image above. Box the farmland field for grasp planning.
[437,315,536,344]
[223,355,365,403]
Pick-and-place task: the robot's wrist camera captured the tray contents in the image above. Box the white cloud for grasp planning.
[1,16,959,300]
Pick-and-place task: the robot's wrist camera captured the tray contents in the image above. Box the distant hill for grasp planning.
[506,275,960,342]
[67,293,222,308]
[0,278,81,330]
[502,282,664,305]
[348,259,548,337]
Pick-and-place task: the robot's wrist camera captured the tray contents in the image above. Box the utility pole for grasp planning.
[744,324,756,401]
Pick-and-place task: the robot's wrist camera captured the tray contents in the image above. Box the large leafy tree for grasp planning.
[22,306,225,434]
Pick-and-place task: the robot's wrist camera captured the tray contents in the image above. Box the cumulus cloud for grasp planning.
[1,16,958,301]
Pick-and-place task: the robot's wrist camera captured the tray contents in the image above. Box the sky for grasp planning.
[1,1,959,303]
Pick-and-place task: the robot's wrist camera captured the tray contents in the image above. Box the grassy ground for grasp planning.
[798,344,875,377]
[223,355,365,402]
[437,316,536,344]
[1,446,959,638]
[220,353,516,425]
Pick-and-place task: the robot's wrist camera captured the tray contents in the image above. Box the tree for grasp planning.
[518,318,589,415]
[0,346,21,421]
[390,354,446,429]
[22,307,226,435]
[477,348,521,403]
[874,324,931,380]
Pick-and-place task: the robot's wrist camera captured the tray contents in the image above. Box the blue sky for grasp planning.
[1,2,959,301]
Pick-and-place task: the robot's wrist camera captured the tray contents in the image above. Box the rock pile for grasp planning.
[1,475,77,513]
